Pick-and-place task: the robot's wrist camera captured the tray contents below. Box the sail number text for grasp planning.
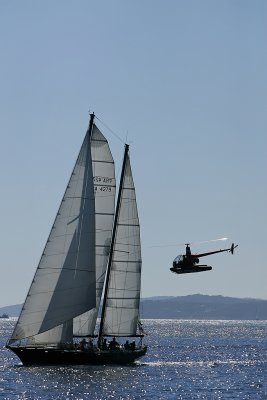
[94,186,112,192]
[94,176,113,192]
[93,176,113,183]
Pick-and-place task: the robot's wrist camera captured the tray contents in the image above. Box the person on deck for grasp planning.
[130,341,136,351]
[124,340,130,350]
[102,338,108,350]
[80,338,87,351]
[109,337,119,349]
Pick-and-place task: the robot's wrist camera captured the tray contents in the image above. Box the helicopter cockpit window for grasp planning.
[173,255,183,263]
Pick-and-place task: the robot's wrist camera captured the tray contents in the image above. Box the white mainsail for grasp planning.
[10,127,97,342]
[73,125,115,336]
[102,151,142,337]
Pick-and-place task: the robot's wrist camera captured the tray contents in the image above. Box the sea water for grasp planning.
[0,319,266,399]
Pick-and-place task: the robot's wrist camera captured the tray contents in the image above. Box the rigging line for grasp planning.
[38,267,94,272]
[74,314,93,334]
[95,115,125,144]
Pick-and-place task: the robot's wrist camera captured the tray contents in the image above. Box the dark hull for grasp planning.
[7,346,147,366]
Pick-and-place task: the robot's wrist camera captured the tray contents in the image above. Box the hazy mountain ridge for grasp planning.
[0,304,21,317]
[1,295,267,320]
[141,294,267,320]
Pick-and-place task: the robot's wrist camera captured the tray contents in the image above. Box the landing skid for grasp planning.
[170,265,212,274]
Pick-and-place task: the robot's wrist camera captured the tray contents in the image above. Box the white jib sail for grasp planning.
[10,130,96,342]
[102,152,142,337]
[73,125,116,336]
[26,321,73,345]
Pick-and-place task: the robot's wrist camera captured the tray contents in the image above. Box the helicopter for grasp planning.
[170,242,238,275]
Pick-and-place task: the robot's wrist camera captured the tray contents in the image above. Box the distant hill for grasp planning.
[0,304,21,317]
[1,295,267,320]
[141,294,267,320]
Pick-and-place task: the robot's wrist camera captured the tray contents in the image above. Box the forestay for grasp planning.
[102,152,142,337]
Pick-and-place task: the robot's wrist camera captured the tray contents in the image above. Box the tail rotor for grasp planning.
[230,243,238,254]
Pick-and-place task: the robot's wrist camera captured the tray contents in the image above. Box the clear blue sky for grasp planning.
[0,1,266,307]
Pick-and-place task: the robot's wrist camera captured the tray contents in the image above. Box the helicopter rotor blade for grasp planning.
[191,237,228,245]
[148,237,228,248]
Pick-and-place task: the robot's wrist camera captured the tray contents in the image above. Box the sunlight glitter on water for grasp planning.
[1,319,267,400]
[140,359,261,368]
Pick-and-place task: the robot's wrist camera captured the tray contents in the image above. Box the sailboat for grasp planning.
[6,113,147,365]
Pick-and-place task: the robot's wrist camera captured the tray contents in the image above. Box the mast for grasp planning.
[88,112,95,137]
[98,144,129,344]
